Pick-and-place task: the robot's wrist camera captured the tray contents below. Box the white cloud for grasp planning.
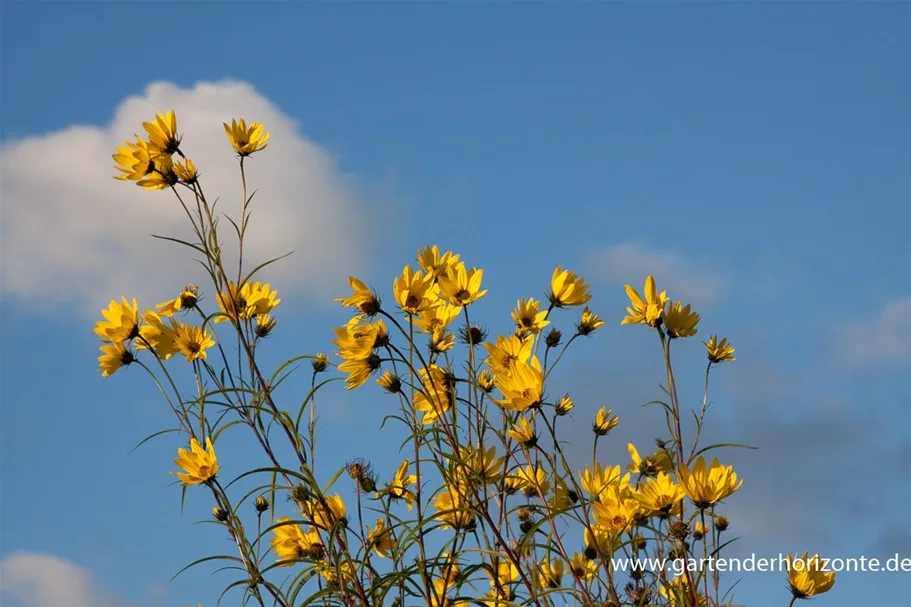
[587,242,726,305]
[0,553,130,607]
[834,296,911,366]
[1,80,375,315]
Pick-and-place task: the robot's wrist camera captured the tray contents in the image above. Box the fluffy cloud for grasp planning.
[587,242,726,305]
[0,553,130,607]
[1,80,374,315]
[833,297,911,366]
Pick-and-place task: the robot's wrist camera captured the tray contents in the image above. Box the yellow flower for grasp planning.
[627,443,673,477]
[578,463,625,501]
[493,356,544,411]
[678,456,743,508]
[483,334,533,376]
[413,365,452,424]
[171,323,215,362]
[549,266,592,307]
[635,472,685,516]
[787,552,836,599]
[112,136,154,182]
[223,118,270,156]
[591,484,641,535]
[462,445,504,484]
[333,317,386,362]
[430,329,455,353]
[136,310,177,360]
[584,525,620,557]
[664,301,700,338]
[535,558,564,589]
[593,407,619,436]
[507,416,537,447]
[214,281,280,323]
[136,155,179,190]
[376,370,402,393]
[172,437,219,486]
[417,245,461,280]
[477,370,496,393]
[549,480,577,511]
[512,298,550,335]
[661,574,707,606]
[434,484,474,530]
[576,306,604,335]
[335,276,380,316]
[437,262,487,306]
[393,265,438,315]
[255,313,276,337]
[338,354,382,390]
[320,560,356,587]
[414,302,462,334]
[98,341,134,377]
[385,460,418,511]
[95,297,141,344]
[568,552,597,582]
[156,286,199,317]
[704,334,736,363]
[555,394,574,416]
[270,517,323,564]
[693,521,708,540]
[301,494,347,528]
[514,463,551,498]
[367,518,396,558]
[142,110,181,157]
[173,158,198,184]
[621,275,668,327]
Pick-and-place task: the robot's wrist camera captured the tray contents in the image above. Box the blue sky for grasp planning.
[2,2,910,606]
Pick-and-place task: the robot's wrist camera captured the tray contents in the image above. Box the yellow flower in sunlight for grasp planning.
[417,245,462,281]
[319,560,356,587]
[172,437,219,486]
[664,300,700,338]
[173,157,198,183]
[214,281,281,323]
[493,356,544,411]
[555,394,574,416]
[437,262,487,306]
[512,297,550,335]
[333,317,387,361]
[507,416,537,447]
[255,313,276,337]
[338,354,383,390]
[549,265,592,308]
[98,341,134,377]
[593,407,619,436]
[549,480,577,511]
[156,285,199,317]
[693,521,708,540]
[568,552,597,582]
[621,275,668,327]
[171,322,215,362]
[678,456,743,509]
[112,135,155,182]
[787,552,836,599]
[627,443,673,477]
[462,445,505,484]
[704,334,736,363]
[635,472,685,517]
[376,370,402,393]
[579,463,625,501]
[367,518,396,558]
[335,276,380,316]
[591,484,641,536]
[413,365,452,424]
[301,494,347,529]
[385,460,418,511]
[136,155,179,190]
[136,310,177,360]
[661,574,707,606]
[434,484,475,530]
[484,334,533,376]
[535,558,564,589]
[584,525,620,558]
[477,369,496,393]
[223,118,270,156]
[95,297,142,344]
[430,329,455,353]
[142,110,181,157]
[576,306,604,336]
[414,302,461,335]
[270,517,323,564]
[393,265,438,315]
[514,463,551,498]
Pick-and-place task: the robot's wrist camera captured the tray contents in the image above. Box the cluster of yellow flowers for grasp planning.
[104,111,836,607]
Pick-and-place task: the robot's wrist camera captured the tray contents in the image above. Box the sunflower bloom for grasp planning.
[621,275,668,327]
[335,276,380,316]
[171,323,215,362]
[98,341,134,377]
[173,158,198,184]
[593,407,619,436]
[568,552,597,582]
[112,136,154,182]
[507,416,537,447]
[142,110,180,157]
[535,558,564,589]
[95,297,141,344]
[224,118,270,156]
[627,443,674,476]
[678,456,743,509]
[385,460,418,511]
[664,300,700,338]
[136,310,177,360]
[493,356,544,411]
[434,484,475,530]
[156,286,199,317]
[271,517,323,564]
[579,463,625,501]
[635,472,685,516]
[417,245,461,280]
[512,297,550,335]
[576,307,604,335]
[173,437,219,486]
[393,266,438,315]
[483,334,533,376]
[413,365,452,424]
[367,519,396,558]
[414,302,461,335]
[549,266,592,307]
[437,262,487,306]
[787,552,836,599]
[136,155,179,190]
[705,334,736,363]
[462,445,504,484]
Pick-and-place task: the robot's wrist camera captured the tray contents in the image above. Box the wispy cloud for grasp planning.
[1,80,381,316]
[0,553,131,607]
[832,296,911,367]
[587,243,727,306]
